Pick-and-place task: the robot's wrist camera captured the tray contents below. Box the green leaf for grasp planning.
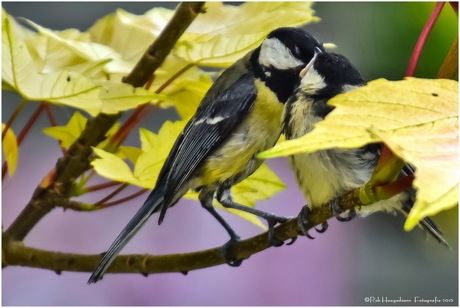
[176,2,320,66]
[260,78,458,229]
[2,123,18,176]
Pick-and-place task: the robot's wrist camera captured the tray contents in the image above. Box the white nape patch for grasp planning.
[342,84,362,93]
[194,116,226,125]
[259,37,304,69]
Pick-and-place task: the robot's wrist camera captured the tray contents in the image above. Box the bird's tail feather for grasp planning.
[87,189,165,284]
[401,200,450,248]
[418,216,451,248]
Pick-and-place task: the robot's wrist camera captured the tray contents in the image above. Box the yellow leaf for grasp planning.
[134,121,188,187]
[232,164,286,208]
[97,81,166,114]
[371,122,458,230]
[24,19,133,75]
[92,120,188,188]
[165,79,212,119]
[63,59,112,80]
[116,146,143,164]
[43,111,120,148]
[3,17,103,115]
[43,112,88,147]
[260,78,458,228]
[92,147,139,184]
[88,8,172,63]
[177,2,320,66]
[2,123,18,176]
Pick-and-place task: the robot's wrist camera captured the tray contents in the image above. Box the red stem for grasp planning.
[43,103,66,155]
[94,183,129,205]
[405,2,446,77]
[374,174,415,199]
[85,180,123,192]
[2,103,46,179]
[2,99,27,140]
[96,188,148,209]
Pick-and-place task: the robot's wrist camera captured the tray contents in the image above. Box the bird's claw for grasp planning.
[330,198,356,222]
[297,206,330,239]
[297,206,315,239]
[336,208,357,222]
[220,237,244,267]
[267,215,290,247]
[315,221,329,233]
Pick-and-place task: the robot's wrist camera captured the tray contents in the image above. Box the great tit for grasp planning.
[283,51,448,245]
[88,27,326,283]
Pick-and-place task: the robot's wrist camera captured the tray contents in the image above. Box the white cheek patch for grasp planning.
[259,37,304,70]
[299,67,326,94]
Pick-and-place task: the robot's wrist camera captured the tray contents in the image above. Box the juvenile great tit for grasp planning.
[88,27,325,283]
[283,51,448,245]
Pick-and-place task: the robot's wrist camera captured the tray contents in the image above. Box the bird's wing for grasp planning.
[157,73,257,219]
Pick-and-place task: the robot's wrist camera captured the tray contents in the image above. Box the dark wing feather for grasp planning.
[157,73,257,220]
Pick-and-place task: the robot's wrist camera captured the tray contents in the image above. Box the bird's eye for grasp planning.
[293,44,301,57]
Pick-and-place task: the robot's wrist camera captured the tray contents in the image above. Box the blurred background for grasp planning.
[2,2,458,306]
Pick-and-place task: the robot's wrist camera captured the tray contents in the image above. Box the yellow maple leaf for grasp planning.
[176,2,320,66]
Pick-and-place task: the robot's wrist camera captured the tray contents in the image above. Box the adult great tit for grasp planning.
[283,51,448,245]
[88,27,325,283]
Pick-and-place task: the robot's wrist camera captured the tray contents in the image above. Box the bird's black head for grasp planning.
[251,27,325,103]
[299,52,364,99]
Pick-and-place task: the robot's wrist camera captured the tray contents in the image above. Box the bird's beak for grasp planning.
[300,48,322,78]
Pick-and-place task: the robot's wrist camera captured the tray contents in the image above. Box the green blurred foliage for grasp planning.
[310,2,457,80]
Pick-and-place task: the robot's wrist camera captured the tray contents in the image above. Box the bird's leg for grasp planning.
[199,189,243,266]
[216,187,289,247]
[330,198,357,222]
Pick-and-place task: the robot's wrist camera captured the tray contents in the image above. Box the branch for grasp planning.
[123,3,205,87]
[4,2,206,242]
[3,186,361,275]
